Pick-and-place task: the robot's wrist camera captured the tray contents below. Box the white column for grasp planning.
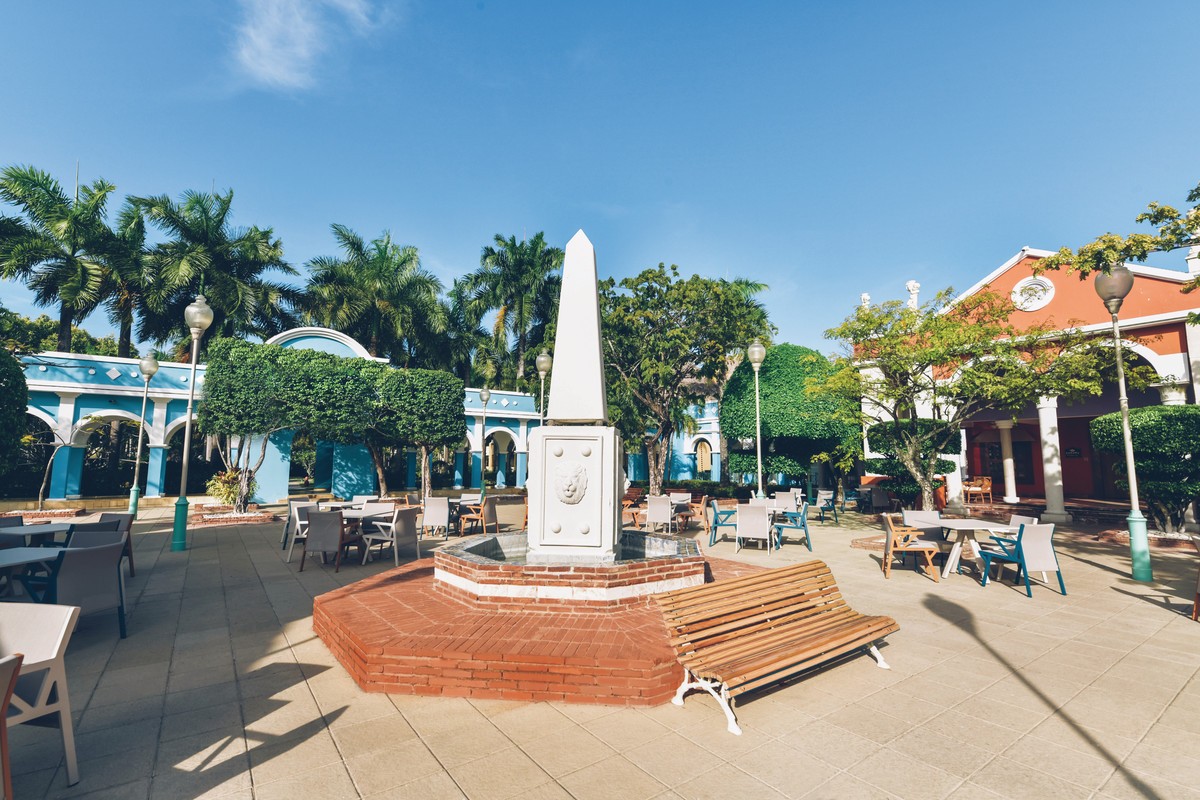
[995,421,1019,503]
[1036,396,1072,524]
[943,429,968,513]
[1185,321,1200,404]
[54,391,80,445]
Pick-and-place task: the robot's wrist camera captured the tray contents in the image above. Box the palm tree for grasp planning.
[0,165,115,352]
[414,278,487,382]
[465,232,563,388]
[136,190,301,355]
[99,200,149,358]
[304,224,444,363]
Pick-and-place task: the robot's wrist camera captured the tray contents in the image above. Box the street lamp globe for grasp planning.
[748,340,766,371]
[536,350,552,378]
[184,295,214,334]
[1094,265,1135,314]
[138,353,159,379]
[479,387,491,405]
[748,339,767,497]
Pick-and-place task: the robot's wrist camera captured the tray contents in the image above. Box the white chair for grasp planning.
[0,604,81,785]
[362,507,422,565]
[979,523,1065,597]
[901,509,943,541]
[422,497,451,539]
[300,510,364,573]
[747,497,771,507]
[735,504,774,554]
[285,501,319,563]
[790,488,806,511]
[0,652,22,800]
[350,494,379,506]
[458,493,482,505]
[359,501,395,518]
[644,496,678,533]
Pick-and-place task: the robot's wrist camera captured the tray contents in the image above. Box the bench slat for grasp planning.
[662,575,842,628]
[678,609,874,670]
[669,599,856,653]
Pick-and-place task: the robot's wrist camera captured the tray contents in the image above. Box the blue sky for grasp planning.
[2,0,1198,353]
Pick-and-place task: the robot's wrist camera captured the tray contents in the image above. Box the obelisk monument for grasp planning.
[525,231,624,563]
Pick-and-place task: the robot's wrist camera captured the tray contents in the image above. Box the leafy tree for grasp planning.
[720,343,854,481]
[421,278,487,384]
[601,264,772,496]
[305,224,444,363]
[466,232,563,389]
[0,165,115,351]
[0,310,123,356]
[99,199,150,358]
[0,347,27,477]
[824,288,1128,510]
[1036,179,1200,299]
[136,190,301,355]
[1091,405,1200,533]
[865,420,960,508]
[376,367,465,501]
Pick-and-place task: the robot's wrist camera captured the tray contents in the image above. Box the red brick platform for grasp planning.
[313,556,763,705]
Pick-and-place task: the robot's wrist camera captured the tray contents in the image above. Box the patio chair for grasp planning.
[901,509,943,540]
[63,528,126,548]
[869,486,894,514]
[421,496,452,539]
[669,493,694,529]
[978,523,1065,597]
[1190,535,1199,621]
[0,652,23,800]
[773,502,812,551]
[0,604,80,785]
[460,496,498,536]
[299,510,364,573]
[735,504,774,555]
[963,477,993,505]
[21,538,129,638]
[708,500,736,547]
[284,501,319,563]
[97,512,135,577]
[747,496,771,507]
[359,501,395,519]
[841,488,859,512]
[0,517,22,529]
[644,496,679,533]
[350,494,379,506]
[362,506,421,565]
[816,490,838,524]
[881,514,940,583]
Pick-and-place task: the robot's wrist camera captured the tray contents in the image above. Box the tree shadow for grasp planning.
[923,595,1161,799]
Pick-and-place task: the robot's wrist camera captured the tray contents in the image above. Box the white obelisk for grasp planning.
[526,231,624,563]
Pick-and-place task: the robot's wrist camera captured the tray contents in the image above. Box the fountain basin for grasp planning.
[434,531,705,609]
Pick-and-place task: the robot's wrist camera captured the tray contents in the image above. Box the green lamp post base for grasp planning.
[127,486,141,517]
[171,496,190,552]
[1127,510,1152,582]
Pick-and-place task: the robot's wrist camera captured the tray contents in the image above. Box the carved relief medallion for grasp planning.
[554,461,588,505]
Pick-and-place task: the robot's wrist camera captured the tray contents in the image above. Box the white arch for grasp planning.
[25,406,56,432]
[263,327,375,360]
[69,410,144,446]
[161,413,199,447]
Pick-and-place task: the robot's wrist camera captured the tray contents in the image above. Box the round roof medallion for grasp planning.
[1011,276,1055,312]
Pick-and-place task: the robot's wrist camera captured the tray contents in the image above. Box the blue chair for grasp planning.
[841,489,859,512]
[708,500,736,547]
[773,503,812,551]
[979,523,1065,597]
[816,490,839,524]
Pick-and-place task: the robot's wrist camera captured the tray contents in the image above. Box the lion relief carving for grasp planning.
[554,461,588,505]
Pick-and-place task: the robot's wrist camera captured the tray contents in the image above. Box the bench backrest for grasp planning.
[656,561,850,656]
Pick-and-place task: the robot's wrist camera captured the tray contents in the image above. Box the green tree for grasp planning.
[0,165,115,351]
[136,190,301,354]
[1036,179,1200,297]
[377,367,465,501]
[0,309,122,355]
[824,289,1127,510]
[0,347,27,477]
[421,278,487,384]
[99,199,150,358]
[1091,405,1200,533]
[466,232,563,388]
[865,420,960,508]
[305,224,444,363]
[720,343,854,481]
[601,265,771,496]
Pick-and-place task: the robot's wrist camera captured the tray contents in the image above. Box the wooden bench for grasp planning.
[655,560,899,734]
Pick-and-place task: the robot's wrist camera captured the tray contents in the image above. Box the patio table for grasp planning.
[0,523,73,547]
[0,546,65,572]
[939,519,1016,579]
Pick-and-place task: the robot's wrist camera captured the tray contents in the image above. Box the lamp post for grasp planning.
[172,296,213,552]
[748,339,767,498]
[127,353,159,517]
[478,386,491,498]
[536,350,552,425]
[1094,266,1152,582]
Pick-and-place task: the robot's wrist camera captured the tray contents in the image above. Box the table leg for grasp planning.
[941,538,964,579]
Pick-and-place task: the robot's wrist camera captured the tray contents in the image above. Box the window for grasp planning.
[695,440,712,473]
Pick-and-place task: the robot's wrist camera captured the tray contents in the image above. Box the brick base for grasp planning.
[313,556,763,705]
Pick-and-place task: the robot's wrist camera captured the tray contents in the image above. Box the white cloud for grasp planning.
[233,0,384,90]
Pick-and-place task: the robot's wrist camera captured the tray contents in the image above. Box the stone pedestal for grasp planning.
[526,426,623,563]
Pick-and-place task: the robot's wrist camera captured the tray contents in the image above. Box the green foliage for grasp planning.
[721,343,855,478]
[825,288,1112,508]
[601,264,772,495]
[0,310,124,355]
[865,420,958,507]
[1091,405,1200,532]
[0,348,27,477]
[206,470,256,507]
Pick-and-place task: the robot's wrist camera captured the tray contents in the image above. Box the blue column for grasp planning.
[515,452,528,488]
[471,451,483,489]
[710,452,721,482]
[453,451,466,489]
[49,446,85,500]
[146,446,168,497]
[496,453,508,488]
[251,431,293,504]
[406,450,418,490]
[314,441,334,490]
[332,443,377,499]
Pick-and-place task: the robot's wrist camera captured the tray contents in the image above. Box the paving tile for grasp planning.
[780,718,882,770]
[801,772,895,799]
[584,710,671,752]
[1001,733,1116,791]
[519,725,617,778]
[254,762,359,800]
[672,764,786,800]
[558,755,669,800]
[968,756,1092,800]
[731,740,838,797]
[849,747,962,800]
[363,770,467,799]
[824,701,913,744]
[621,731,723,788]
[344,738,444,795]
[447,746,552,800]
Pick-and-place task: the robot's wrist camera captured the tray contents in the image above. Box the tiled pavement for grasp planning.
[9,505,1200,799]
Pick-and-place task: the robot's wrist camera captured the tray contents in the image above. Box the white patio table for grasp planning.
[0,524,73,547]
[939,519,1016,579]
